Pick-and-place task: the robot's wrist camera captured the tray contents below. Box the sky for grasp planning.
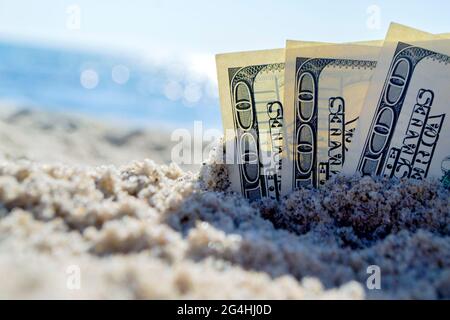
[2,0,450,82]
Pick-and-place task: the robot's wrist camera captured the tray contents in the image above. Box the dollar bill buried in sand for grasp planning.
[344,23,450,183]
[216,49,286,201]
[281,42,380,193]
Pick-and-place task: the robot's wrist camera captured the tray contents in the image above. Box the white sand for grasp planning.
[0,106,449,299]
[0,104,182,167]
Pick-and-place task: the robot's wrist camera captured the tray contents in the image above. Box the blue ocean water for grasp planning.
[0,41,221,129]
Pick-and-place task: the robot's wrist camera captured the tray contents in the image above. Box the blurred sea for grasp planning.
[0,41,221,129]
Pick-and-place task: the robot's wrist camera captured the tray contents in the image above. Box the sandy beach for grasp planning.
[0,103,182,167]
[0,105,449,299]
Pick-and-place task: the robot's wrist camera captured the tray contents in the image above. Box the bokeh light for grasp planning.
[163,80,183,101]
[80,69,99,89]
[111,65,130,85]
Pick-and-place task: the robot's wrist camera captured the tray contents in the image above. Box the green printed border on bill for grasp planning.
[216,23,450,201]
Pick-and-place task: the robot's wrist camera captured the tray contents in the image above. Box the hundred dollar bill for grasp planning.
[344,23,450,184]
[216,49,285,200]
[281,43,380,193]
